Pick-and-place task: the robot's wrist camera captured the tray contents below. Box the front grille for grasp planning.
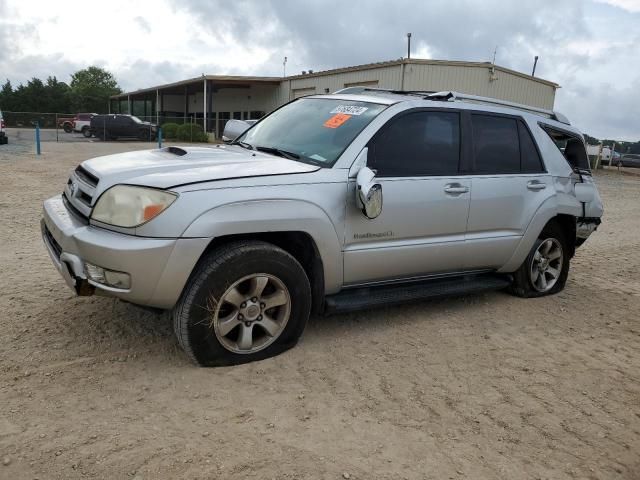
[75,165,99,188]
[62,193,89,224]
[43,223,62,259]
[65,166,99,219]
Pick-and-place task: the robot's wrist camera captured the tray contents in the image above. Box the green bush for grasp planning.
[176,123,208,142]
[160,122,180,139]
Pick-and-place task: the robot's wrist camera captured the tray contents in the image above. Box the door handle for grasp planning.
[444,183,469,194]
[527,181,546,191]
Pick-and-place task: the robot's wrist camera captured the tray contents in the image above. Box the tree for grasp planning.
[44,76,72,113]
[583,133,600,146]
[0,80,15,111]
[70,66,121,113]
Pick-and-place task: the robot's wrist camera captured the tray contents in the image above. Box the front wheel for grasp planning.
[509,222,570,298]
[173,241,311,366]
[82,127,91,138]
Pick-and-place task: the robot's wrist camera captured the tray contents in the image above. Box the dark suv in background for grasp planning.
[90,114,157,141]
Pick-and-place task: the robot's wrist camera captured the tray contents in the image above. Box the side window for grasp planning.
[368,111,460,177]
[471,114,520,173]
[518,121,544,173]
[541,125,591,173]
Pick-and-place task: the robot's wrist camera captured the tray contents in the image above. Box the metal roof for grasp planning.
[111,58,559,99]
[111,75,282,99]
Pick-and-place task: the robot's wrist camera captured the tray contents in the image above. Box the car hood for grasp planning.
[81,145,320,192]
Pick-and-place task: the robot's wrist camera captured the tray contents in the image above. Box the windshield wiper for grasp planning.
[255,146,300,160]
[234,141,254,150]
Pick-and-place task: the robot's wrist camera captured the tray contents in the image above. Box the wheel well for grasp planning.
[202,232,325,314]
[544,215,576,258]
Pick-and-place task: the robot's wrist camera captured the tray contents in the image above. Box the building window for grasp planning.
[249,111,265,120]
[344,80,379,88]
[292,87,316,99]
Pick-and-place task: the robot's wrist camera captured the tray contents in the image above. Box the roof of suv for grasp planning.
[309,88,576,134]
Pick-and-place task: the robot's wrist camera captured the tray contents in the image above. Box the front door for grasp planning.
[343,109,471,285]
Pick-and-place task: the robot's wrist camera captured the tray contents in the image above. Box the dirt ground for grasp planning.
[1,142,639,480]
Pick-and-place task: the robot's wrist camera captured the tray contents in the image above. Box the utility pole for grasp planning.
[406,33,412,59]
[283,57,287,77]
[532,55,539,77]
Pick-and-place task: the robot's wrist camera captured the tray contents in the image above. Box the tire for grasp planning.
[173,240,312,366]
[82,127,91,138]
[138,129,150,141]
[0,136,7,145]
[63,123,72,133]
[509,221,570,298]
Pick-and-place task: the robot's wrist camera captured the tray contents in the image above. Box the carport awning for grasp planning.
[111,75,282,99]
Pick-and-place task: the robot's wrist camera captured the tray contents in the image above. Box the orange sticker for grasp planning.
[323,113,351,129]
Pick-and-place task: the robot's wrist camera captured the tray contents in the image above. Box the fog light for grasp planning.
[85,263,106,283]
[84,263,131,289]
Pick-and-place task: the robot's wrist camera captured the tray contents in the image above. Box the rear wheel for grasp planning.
[509,222,570,298]
[63,123,72,133]
[173,241,311,366]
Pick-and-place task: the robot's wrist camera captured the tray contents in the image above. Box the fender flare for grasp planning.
[498,195,577,273]
[182,199,344,293]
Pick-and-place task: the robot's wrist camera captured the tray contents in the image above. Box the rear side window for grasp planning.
[471,115,520,173]
[518,121,544,173]
[368,111,460,177]
[541,125,590,173]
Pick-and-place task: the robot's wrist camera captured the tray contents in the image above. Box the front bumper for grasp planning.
[41,195,209,309]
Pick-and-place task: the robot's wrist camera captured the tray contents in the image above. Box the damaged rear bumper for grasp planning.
[576,217,601,242]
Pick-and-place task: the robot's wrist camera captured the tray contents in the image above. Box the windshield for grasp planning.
[130,115,143,124]
[236,98,387,166]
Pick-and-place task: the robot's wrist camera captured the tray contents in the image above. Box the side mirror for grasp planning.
[222,119,252,143]
[356,166,383,219]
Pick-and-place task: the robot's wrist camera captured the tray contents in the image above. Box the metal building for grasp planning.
[110,58,559,139]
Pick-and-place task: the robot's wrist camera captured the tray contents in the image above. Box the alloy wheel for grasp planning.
[211,274,291,354]
[530,238,563,292]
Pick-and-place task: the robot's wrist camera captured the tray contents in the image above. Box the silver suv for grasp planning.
[41,89,603,366]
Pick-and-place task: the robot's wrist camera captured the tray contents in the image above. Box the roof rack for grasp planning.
[333,86,435,97]
[426,91,570,125]
[333,87,570,125]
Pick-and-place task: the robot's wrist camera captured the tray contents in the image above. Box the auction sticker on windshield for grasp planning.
[324,113,351,129]
[330,105,368,115]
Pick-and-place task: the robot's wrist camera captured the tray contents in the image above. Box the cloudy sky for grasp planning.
[1,0,639,140]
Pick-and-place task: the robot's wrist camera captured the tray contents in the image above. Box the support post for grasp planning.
[156,89,160,126]
[127,95,131,115]
[35,122,41,155]
[157,127,162,149]
[203,77,207,133]
[184,86,188,124]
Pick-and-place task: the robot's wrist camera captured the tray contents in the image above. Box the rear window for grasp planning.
[541,125,590,174]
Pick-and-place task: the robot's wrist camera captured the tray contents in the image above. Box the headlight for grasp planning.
[91,185,177,227]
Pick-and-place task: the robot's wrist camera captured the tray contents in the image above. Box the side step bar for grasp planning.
[324,273,512,315]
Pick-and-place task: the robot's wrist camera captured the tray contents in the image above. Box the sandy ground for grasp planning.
[1,142,639,480]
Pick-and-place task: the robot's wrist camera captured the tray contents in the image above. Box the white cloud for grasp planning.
[595,0,640,12]
[1,0,639,140]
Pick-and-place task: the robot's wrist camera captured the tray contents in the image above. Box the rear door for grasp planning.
[343,109,471,285]
[464,113,553,270]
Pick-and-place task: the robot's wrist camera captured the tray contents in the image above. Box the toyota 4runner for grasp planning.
[41,89,603,366]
